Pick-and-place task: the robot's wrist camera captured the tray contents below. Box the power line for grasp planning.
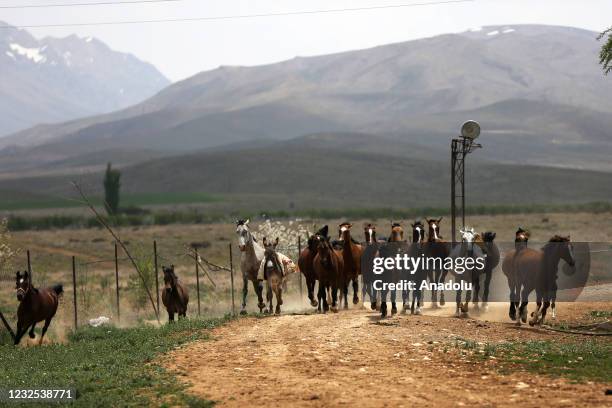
[0,0,183,9]
[0,0,474,29]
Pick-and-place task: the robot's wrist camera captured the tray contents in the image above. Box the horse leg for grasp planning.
[317,285,326,313]
[472,272,481,309]
[352,277,359,305]
[240,275,249,315]
[551,281,557,319]
[519,284,531,324]
[331,285,339,313]
[252,279,265,313]
[390,287,398,315]
[266,283,272,314]
[307,276,318,308]
[342,282,349,310]
[428,269,438,307]
[508,276,518,321]
[14,320,27,346]
[28,322,36,339]
[415,286,422,315]
[275,286,282,315]
[168,311,175,322]
[39,318,52,346]
[380,288,388,318]
[539,301,550,325]
[482,268,492,311]
[455,288,462,317]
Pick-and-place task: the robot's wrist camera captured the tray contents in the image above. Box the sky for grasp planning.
[0,0,610,81]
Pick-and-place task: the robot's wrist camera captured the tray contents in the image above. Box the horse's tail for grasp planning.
[52,284,63,296]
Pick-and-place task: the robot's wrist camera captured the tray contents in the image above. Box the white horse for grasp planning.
[449,227,486,317]
[235,219,266,314]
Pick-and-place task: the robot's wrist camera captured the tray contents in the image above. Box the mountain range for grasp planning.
[0,21,170,137]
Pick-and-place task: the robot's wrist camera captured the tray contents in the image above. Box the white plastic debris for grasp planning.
[89,316,110,327]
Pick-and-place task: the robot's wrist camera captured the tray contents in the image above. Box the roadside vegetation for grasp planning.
[0,317,230,407]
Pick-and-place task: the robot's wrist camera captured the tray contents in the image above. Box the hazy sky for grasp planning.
[1,0,610,81]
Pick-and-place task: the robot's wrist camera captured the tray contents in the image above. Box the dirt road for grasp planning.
[163,305,610,407]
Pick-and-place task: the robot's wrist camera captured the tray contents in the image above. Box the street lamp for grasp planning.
[451,120,482,244]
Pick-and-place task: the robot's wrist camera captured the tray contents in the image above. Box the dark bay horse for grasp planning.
[298,226,329,308]
[403,221,426,315]
[510,236,575,326]
[338,222,363,308]
[161,265,189,322]
[501,227,530,321]
[473,231,500,311]
[236,219,266,314]
[378,222,407,318]
[14,271,62,346]
[424,217,450,307]
[313,236,344,313]
[361,223,380,310]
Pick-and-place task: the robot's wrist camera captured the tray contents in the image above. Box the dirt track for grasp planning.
[163,305,610,407]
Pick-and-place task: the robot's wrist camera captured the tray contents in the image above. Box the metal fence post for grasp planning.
[229,243,235,316]
[115,242,120,323]
[195,247,201,316]
[72,256,77,329]
[154,240,159,314]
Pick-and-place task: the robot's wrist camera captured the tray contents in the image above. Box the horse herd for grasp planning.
[7,218,575,345]
[235,218,576,328]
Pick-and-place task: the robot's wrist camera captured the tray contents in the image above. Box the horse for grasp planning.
[298,225,329,308]
[161,265,189,322]
[338,222,363,308]
[262,237,286,315]
[402,220,426,315]
[361,223,380,310]
[472,231,500,311]
[501,227,530,321]
[13,271,62,346]
[235,219,266,314]
[510,235,575,326]
[378,222,407,318]
[424,217,450,307]
[313,236,344,313]
[449,227,486,317]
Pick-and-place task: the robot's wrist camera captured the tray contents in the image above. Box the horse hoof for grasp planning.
[310,299,319,307]
[380,303,387,318]
[415,307,422,316]
[482,303,489,312]
[461,312,469,319]
[353,297,359,305]
[29,332,35,339]
[521,311,528,323]
[391,306,398,315]
[440,295,446,306]
[275,307,281,315]
[331,306,339,313]
[455,309,461,317]
[431,302,439,309]
[370,301,377,311]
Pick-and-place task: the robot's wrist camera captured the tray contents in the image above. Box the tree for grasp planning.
[103,162,121,215]
[599,27,612,75]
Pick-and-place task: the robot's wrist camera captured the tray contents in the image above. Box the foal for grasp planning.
[14,271,62,346]
[161,265,189,322]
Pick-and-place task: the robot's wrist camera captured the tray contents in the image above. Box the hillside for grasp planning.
[0,21,169,137]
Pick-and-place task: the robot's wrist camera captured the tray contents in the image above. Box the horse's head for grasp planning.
[364,223,377,244]
[548,235,575,267]
[263,237,282,276]
[236,219,252,252]
[460,227,477,252]
[426,217,443,241]
[15,271,30,302]
[389,222,404,242]
[515,227,530,249]
[411,220,425,244]
[163,265,177,293]
[482,231,496,242]
[338,222,352,240]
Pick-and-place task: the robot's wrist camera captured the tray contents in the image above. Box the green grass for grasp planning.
[0,317,231,407]
[589,310,612,319]
[454,339,611,383]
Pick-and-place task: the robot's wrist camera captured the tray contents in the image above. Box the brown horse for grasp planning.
[161,265,189,322]
[424,217,450,307]
[509,235,575,326]
[262,237,286,315]
[362,223,380,309]
[473,231,500,311]
[501,227,530,321]
[338,222,363,308]
[313,236,344,313]
[298,226,329,308]
[378,222,407,317]
[14,271,62,346]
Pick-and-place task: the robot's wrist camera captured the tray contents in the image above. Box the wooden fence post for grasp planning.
[154,240,159,314]
[298,236,303,302]
[229,243,235,316]
[72,256,77,329]
[195,247,201,316]
[115,242,120,323]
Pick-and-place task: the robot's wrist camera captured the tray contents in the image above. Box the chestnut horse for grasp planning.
[313,236,344,313]
[510,235,575,326]
[424,217,450,307]
[161,265,189,322]
[378,222,407,318]
[236,219,266,314]
[338,222,363,308]
[501,227,530,321]
[14,271,62,346]
[298,226,329,308]
[473,231,500,311]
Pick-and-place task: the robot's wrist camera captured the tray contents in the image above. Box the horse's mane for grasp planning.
[548,235,570,243]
